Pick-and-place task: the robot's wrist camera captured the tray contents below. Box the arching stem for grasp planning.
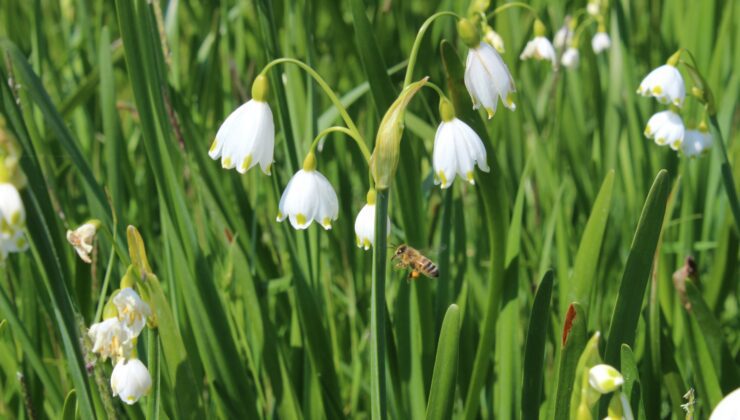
[487,2,540,21]
[403,11,461,88]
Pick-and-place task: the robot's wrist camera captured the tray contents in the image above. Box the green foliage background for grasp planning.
[0,0,738,418]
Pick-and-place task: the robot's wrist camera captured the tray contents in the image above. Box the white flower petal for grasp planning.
[561,47,580,69]
[711,388,740,420]
[354,203,391,250]
[520,37,558,67]
[111,358,152,405]
[681,129,712,158]
[88,318,134,362]
[591,32,611,53]
[209,100,275,174]
[278,170,338,230]
[637,65,685,107]
[588,364,624,394]
[464,42,516,118]
[113,288,151,338]
[433,119,489,188]
[644,110,685,149]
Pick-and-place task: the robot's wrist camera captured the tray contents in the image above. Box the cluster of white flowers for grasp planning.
[637,56,712,157]
[554,13,612,71]
[88,288,153,405]
[0,183,28,262]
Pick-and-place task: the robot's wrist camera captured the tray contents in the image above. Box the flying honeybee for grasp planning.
[392,244,439,280]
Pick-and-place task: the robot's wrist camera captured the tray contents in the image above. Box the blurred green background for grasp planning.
[0,0,738,418]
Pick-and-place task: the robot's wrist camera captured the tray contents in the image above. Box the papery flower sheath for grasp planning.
[209,75,274,174]
[113,288,152,337]
[561,47,580,69]
[637,64,685,107]
[354,190,391,250]
[433,99,489,188]
[277,153,338,230]
[592,31,611,54]
[644,110,685,150]
[88,318,134,362]
[67,221,100,264]
[111,358,152,405]
[682,125,712,158]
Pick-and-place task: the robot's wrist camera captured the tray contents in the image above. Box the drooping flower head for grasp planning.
[433,99,490,188]
[520,20,558,68]
[209,75,275,174]
[588,364,624,394]
[354,189,391,250]
[561,47,580,69]
[592,31,611,54]
[458,19,516,119]
[0,182,28,261]
[67,220,100,264]
[113,287,152,337]
[277,153,339,230]
[682,122,712,158]
[637,53,685,107]
[553,16,573,50]
[644,110,685,150]
[111,358,152,405]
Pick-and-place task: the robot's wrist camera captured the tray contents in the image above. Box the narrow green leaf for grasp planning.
[521,270,554,420]
[552,303,587,420]
[620,344,644,419]
[604,170,671,367]
[61,390,77,420]
[425,304,461,420]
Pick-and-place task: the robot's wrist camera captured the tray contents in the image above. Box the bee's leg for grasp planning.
[394,262,405,270]
[408,271,419,280]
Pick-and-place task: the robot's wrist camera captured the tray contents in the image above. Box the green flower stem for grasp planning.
[708,115,740,233]
[370,188,390,420]
[403,11,460,88]
[571,17,596,46]
[423,81,449,101]
[146,328,159,419]
[309,126,372,163]
[93,244,117,323]
[261,58,363,142]
[486,2,540,21]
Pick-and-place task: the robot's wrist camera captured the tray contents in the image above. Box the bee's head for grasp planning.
[394,244,407,257]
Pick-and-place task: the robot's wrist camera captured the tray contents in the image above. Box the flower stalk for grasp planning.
[370,188,389,420]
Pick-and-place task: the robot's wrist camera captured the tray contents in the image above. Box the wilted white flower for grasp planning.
[88,318,134,362]
[644,110,685,150]
[637,64,685,107]
[111,358,152,405]
[710,387,740,420]
[589,364,624,394]
[354,190,391,251]
[433,101,490,188]
[113,288,152,337]
[483,25,505,53]
[0,182,28,260]
[209,99,274,174]
[553,18,573,49]
[561,47,580,69]
[464,41,516,119]
[592,31,611,53]
[682,125,712,158]
[66,221,100,264]
[277,154,338,230]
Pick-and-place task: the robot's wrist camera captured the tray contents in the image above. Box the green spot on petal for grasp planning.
[652,85,662,95]
[241,155,253,171]
[466,171,475,183]
[438,171,447,187]
[321,217,332,229]
[222,157,232,168]
[209,139,218,153]
[296,213,307,226]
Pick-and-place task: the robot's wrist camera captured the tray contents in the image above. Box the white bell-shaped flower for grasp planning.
[113,288,152,338]
[711,387,740,420]
[561,47,580,69]
[464,41,517,119]
[483,25,505,53]
[587,0,601,16]
[66,221,100,264]
[277,153,338,230]
[592,32,611,54]
[637,64,685,107]
[682,125,712,158]
[88,317,134,362]
[644,110,685,150]
[0,182,28,260]
[520,21,557,67]
[433,100,490,189]
[588,364,624,394]
[354,190,391,250]
[209,75,274,174]
[111,358,152,405]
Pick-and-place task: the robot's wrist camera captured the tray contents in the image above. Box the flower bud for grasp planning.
[588,364,624,394]
[370,78,427,189]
